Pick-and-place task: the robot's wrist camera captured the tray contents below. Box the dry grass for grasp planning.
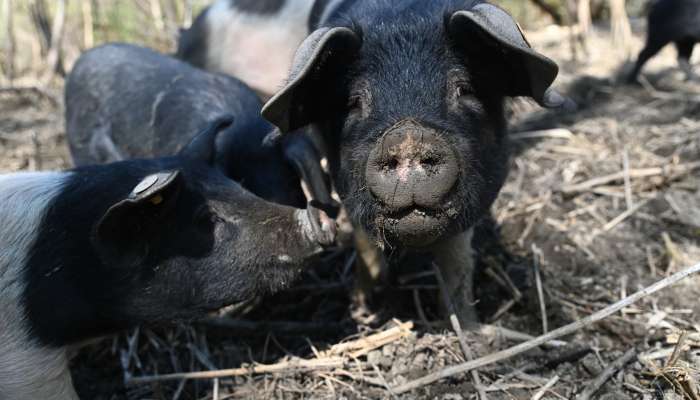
[1,23,699,400]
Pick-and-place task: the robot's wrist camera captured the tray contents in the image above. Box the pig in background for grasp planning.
[180,0,567,326]
[628,0,700,83]
[0,118,329,400]
[177,0,317,98]
[66,43,339,242]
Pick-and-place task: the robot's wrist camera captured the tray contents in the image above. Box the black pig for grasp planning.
[628,0,700,82]
[66,44,338,239]
[261,0,566,324]
[0,118,327,400]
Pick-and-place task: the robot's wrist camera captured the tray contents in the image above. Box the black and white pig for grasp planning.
[66,43,339,240]
[628,0,700,83]
[177,0,317,98]
[0,118,330,400]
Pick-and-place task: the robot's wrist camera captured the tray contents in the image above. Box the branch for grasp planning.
[392,261,700,394]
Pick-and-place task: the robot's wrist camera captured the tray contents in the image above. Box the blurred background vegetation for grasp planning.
[0,0,652,84]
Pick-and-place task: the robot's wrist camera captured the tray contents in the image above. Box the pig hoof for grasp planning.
[306,204,337,247]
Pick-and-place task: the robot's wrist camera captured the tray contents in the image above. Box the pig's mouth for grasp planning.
[379,203,461,248]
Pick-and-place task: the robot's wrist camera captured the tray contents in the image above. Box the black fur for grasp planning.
[628,0,700,82]
[232,0,286,14]
[66,44,306,208]
[270,0,517,249]
[176,9,210,69]
[308,0,331,30]
[22,148,320,347]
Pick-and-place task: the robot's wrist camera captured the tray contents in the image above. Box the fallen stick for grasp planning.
[392,261,700,394]
[560,162,700,195]
[510,128,574,141]
[531,375,559,400]
[126,356,346,384]
[434,263,488,400]
[478,325,568,348]
[576,347,637,400]
[320,321,413,358]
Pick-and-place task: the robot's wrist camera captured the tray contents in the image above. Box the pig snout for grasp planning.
[366,122,459,209]
[365,121,460,246]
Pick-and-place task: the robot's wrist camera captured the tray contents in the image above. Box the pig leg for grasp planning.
[432,228,477,329]
[351,228,385,322]
[628,38,668,83]
[676,39,698,81]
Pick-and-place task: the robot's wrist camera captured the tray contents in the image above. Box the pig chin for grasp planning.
[378,206,461,248]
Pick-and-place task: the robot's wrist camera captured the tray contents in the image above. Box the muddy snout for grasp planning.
[366,122,458,209]
[365,121,460,245]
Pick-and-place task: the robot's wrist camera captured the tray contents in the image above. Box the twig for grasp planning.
[511,128,574,141]
[622,149,633,210]
[601,199,650,232]
[478,325,567,348]
[532,245,548,334]
[560,162,700,194]
[320,321,413,358]
[531,375,559,400]
[433,263,488,400]
[576,347,637,400]
[126,357,346,384]
[392,261,700,394]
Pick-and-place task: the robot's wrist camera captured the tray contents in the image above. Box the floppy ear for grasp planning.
[262,27,362,133]
[179,115,235,164]
[449,4,565,108]
[94,170,184,266]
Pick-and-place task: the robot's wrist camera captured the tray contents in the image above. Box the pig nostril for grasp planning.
[379,158,399,171]
[421,156,440,167]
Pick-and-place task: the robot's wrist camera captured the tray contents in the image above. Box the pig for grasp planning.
[66,43,339,240]
[0,117,330,400]
[177,0,317,98]
[259,0,566,325]
[628,0,700,83]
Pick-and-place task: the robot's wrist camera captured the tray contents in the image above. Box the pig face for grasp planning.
[263,2,564,249]
[24,117,327,346]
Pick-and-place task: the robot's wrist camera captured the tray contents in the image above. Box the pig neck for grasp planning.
[0,171,80,400]
[19,158,183,349]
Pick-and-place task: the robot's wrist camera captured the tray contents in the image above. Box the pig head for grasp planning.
[262,1,565,250]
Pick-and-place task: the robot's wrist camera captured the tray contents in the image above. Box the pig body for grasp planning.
[67,43,337,212]
[261,0,564,324]
[0,119,326,399]
[628,0,700,82]
[177,0,316,98]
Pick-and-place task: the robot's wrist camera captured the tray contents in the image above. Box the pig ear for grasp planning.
[449,4,565,108]
[262,27,362,132]
[94,170,184,266]
[179,115,235,164]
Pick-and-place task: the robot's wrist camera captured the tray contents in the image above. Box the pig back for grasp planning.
[66,43,269,167]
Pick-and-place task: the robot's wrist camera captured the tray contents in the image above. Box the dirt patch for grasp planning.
[1,26,699,400]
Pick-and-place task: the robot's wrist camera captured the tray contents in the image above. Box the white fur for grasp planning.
[0,172,79,400]
[205,0,316,97]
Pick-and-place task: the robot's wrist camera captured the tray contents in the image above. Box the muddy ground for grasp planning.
[1,25,699,399]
